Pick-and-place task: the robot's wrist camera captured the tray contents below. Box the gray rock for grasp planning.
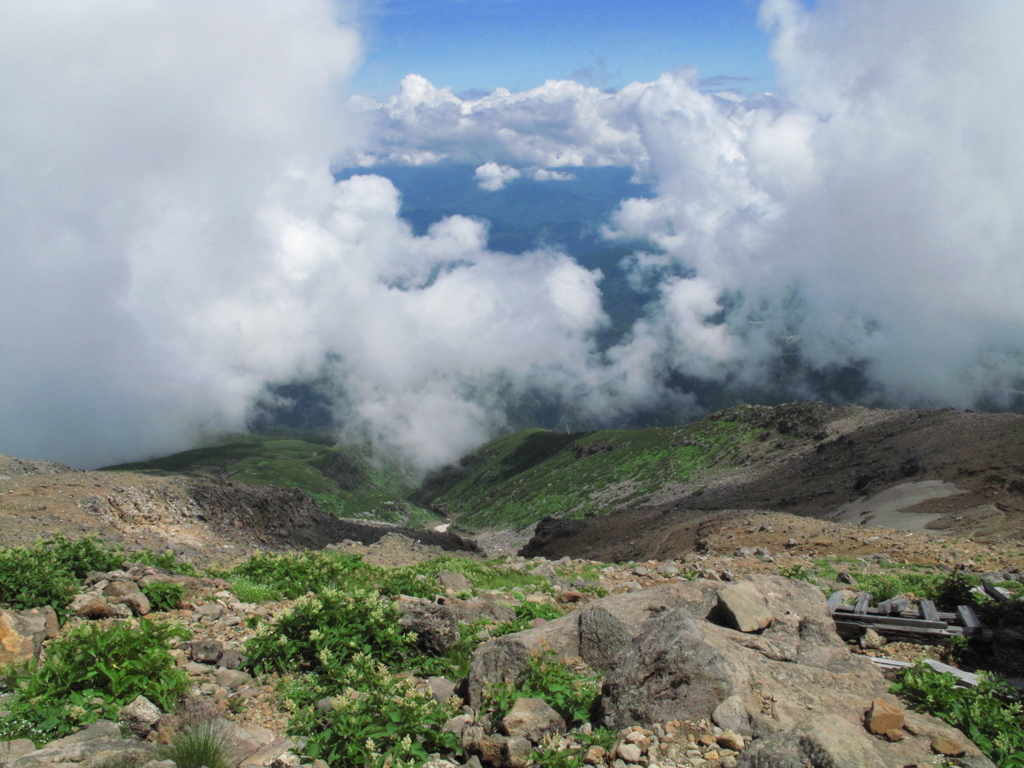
[117,695,162,739]
[600,576,883,732]
[0,740,37,764]
[426,676,458,704]
[437,571,474,593]
[442,596,516,624]
[736,717,888,768]
[68,593,119,620]
[195,603,225,620]
[398,602,460,655]
[190,638,224,664]
[103,581,151,616]
[219,648,245,670]
[216,669,252,690]
[716,582,773,633]
[500,698,566,744]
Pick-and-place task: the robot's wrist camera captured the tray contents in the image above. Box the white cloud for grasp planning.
[532,169,576,181]
[0,0,619,472]
[474,162,521,191]
[7,0,1024,476]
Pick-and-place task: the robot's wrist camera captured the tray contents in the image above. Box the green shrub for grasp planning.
[41,533,126,578]
[141,581,185,612]
[0,619,190,744]
[0,534,197,613]
[155,722,232,768]
[244,587,413,676]
[229,577,281,604]
[0,547,79,611]
[217,551,370,600]
[892,663,1024,767]
[288,653,460,768]
[484,650,601,727]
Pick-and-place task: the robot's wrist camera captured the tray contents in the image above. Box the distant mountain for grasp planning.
[417,403,1024,558]
[101,434,434,527]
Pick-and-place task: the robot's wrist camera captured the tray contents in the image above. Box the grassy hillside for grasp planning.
[414,417,760,530]
[102,435,435,527]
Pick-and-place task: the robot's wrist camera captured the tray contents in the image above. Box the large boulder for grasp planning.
[467,580,723,707]
[0,607,58,667]
[397,601,460,655]
[599,576,885,734]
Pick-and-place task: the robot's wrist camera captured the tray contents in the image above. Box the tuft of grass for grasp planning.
[155,722,232,768]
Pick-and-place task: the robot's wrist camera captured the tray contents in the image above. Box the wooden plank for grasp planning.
[981,579,1011,604]
[877,597,910,615]
[920,600,939,622]
[957,605,983,634]
[854,592,872,614]
[827,591,845,613]
[923,659,980,687]
[849,614,948,631]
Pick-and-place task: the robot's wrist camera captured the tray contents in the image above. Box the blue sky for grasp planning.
[353,0,774,98]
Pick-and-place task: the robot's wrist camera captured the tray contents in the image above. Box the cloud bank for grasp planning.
[5,0,1024,474]
[0,0,630,470]
[359,0,1024,411]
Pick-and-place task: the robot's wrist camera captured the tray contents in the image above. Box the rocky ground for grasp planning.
[3,513,1023,768]
[3,443,1024,768]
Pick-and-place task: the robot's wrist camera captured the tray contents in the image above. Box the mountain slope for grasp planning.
[102,435,433,526]
[418,402,1024,558]
[413,417,760,529]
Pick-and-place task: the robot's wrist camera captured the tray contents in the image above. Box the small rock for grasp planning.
[436,571,473,593]
[859,628,887,650]
[195,603,225,620]
[617,743,643,763]
[190,638,224,664]
[930,735,966,756]
[717,582,773,633]
[716,730,744,751]
[866,697,903,735]
[501,697,566,744]
[117,695,162,739]
[216,669,252,690]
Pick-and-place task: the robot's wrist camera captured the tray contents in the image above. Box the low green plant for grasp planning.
[892,663,1024,767]
[230,577,282,604]
[778,564,809,581]
[217,550,370,600]
[0,535,198,613]
[529,727,618,768]
[0,546,79,611]
[0,619,190,744]
[141,581,185,612]
[155,722,232,768]
[128,549,198,576]
[289,653,461,768]
[244,587,413,676]
[484,650,601,727]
